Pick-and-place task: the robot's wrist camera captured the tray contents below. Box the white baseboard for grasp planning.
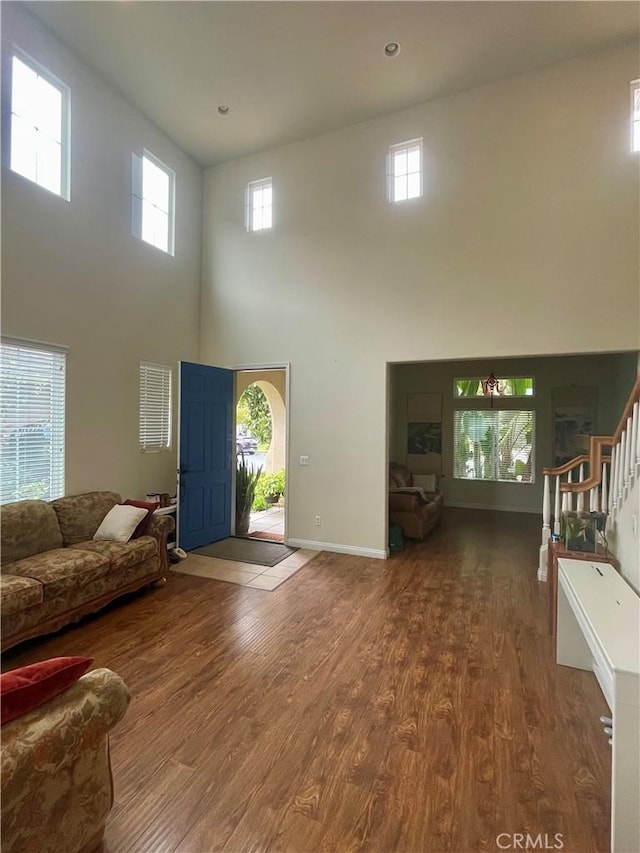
[446,501,540,515]
[286,538,387,560]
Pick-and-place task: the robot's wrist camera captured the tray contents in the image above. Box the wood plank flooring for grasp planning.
[2,509,612,853]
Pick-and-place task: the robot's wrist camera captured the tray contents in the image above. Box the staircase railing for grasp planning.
[537,375,640,581]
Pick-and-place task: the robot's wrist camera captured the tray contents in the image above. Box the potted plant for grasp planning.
[236,455,262,535]
[561,510,597,553]
[262,470,285,505]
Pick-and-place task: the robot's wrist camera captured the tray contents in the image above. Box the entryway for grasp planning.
[235,368,287,542]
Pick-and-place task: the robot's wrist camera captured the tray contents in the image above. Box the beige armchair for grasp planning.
[1,668,130,853]
[389,462,443,540]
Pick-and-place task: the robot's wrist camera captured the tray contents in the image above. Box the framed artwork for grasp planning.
[552,387,598,467]
[407,392,442,473]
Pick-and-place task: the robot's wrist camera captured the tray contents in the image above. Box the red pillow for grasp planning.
[1,656,92,725]
[122,499,157,538]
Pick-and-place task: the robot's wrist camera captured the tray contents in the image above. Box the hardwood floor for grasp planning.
[3,509,612,853]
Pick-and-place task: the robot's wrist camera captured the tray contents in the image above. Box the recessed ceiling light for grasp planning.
[217,105,229,115]
[384,42,401,58]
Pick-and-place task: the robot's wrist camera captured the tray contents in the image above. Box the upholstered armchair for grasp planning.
[1,667,130,853]
[389,462,443,540]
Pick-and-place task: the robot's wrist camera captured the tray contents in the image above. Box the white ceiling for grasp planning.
[26,1,640,168]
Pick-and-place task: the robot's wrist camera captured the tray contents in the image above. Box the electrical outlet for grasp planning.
[300,455,309,466]
[315,515,321,526]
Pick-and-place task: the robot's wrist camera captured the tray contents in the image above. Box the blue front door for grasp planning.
[178,361,234,551]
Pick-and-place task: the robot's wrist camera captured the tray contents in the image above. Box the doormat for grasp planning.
[248,531,285,542]
[192,537,297,567]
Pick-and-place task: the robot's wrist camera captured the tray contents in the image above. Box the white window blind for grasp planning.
[10,52,70,199]
[246,177,273,231]
[139,362,172,452]
[453,410,534,483]
[388,138,422,202]
[0,339,66,504]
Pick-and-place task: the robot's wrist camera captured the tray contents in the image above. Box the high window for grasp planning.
[9,52,70,199]
[246,178,273,231]
[387,139,422,203]
[0,339,66,504]
[132,151,175,254]
[631,80,640,152]
[454,376,535,398]
[139,362,172,452]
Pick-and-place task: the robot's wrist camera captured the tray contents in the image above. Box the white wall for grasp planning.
[201,44,639,556]
[1,4,202,499]
[390,353,638,513]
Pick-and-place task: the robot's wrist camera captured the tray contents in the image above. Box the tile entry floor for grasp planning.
[249,505,284,538]
[171,547,318,591]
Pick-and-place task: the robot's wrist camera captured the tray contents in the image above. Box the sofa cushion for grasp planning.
[0,656,92,725]
[0,501,63,566]
[8,549,110,600]
[69,536,157,571]
[0,575,44,616]
[122,499,158,538]
[50,491,121,545]
[93,505,148,543]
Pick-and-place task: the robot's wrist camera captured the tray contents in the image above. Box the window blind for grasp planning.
[453,410,534,483]
[139,362,172,451]
[0,339,66,504]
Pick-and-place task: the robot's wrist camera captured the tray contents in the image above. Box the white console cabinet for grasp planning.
[557,558,640,853]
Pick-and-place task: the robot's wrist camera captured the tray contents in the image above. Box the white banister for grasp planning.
[553,474,561,536]
[576,463,585,512]
[538,473,551,581]
[635,401,640,476]
[590,485,598,513]
[620,429,628,502]
[601,462,608,515]
[630,401,639,484]
[612,441,622,515]
[566,468,573,511]
[610,445,617,515]
[624,417,633,494]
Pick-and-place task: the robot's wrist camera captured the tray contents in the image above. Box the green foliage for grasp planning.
[252,469,285,512]
[236,455,262,518]
[237,385,272,447]
[562,511,597,553]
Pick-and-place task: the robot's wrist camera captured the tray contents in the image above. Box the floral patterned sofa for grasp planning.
[1,491,174,651]
[1,667,130,853]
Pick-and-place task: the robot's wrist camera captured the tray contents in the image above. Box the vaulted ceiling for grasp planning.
[26,1,640,167]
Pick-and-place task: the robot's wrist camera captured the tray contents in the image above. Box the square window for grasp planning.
[388,139,422,203]
[246,178,273,231]
[10,53,69,199]
[132,151,175,255]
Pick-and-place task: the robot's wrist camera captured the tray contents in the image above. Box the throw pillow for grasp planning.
[413,473,437,492]
[1,656,92,725]
[122,499,158,538]
[94,504,147,543]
